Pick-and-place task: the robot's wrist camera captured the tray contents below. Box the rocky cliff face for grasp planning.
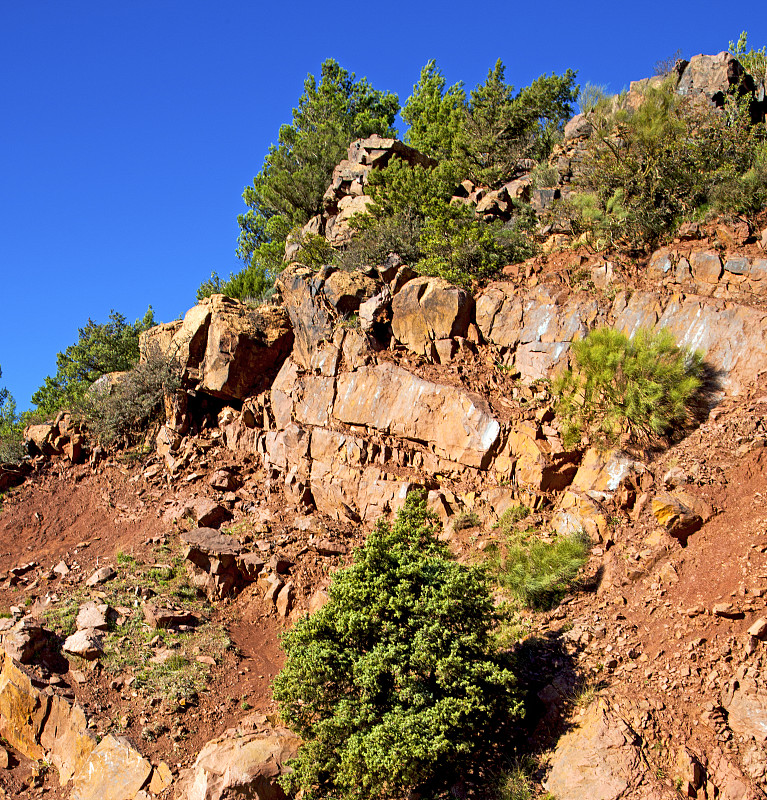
[6,205,767,799]
[4,52,767,800]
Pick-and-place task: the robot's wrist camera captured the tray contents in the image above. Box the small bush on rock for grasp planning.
[554,326,703,448]
[273,492,521,800]
[415,202,537,288]
[568,80,767,251]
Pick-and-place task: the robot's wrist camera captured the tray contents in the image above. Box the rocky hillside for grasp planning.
[2,51,767,800]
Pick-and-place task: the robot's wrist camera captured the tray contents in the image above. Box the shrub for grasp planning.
[495,756,536,800]
[494,505,531,532]
[236,60,398,276]
[488,529,590,610]
[729,31,766,91]
[578,82,612,113]
[568,80,767,251]
[197,261,276,303]
[529,163,559,189]
[290,231,335,269]
[273,492,521,800]
[83,345,181,446]
[554,326,703,448]
[334,207,423,271]
[457,60,578,186]
[415,202,537,288]
[452,509,481,531]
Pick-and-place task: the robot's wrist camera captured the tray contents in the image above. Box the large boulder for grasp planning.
[24,423,57,455]
[544,700,659,800]
[140,295,293,402]
[677,51,754,108]
[0,653,50,759]
[69,734,152,800]
[333,362,500,469]
[1,617,50,664]
[391,276,474,359]
[321,269,380,316]
[325,195,375,246]
[177,719,300,800]
[201,300,293,400]
[62,628,104,661]
[500,422,579,491]
[40,694,96,785]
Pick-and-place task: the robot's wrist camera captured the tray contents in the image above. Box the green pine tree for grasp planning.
[234,59,399,292]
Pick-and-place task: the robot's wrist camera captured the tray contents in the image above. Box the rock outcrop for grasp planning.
[285,135,436,259]
[0,652,156,795]
[544,699,668,800]
[177,716,300,800]
[140,293,293,404]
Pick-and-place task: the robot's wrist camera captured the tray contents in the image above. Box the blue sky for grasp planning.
[1,1,765,409]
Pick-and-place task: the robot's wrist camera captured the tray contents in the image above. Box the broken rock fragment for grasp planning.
[63,628,104,660]
[85,565,117,587]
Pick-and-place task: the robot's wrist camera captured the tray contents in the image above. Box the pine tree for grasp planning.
[236,60,399,278]
[402,60,466,162]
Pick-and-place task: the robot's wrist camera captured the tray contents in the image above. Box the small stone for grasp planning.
[76,602,114,631]
[663,466,686,488]
[85,566,117,587]
[149,648,175,665]
[63,628,104,660]
[276,582,295,618]
[149,761,173,793]
[142,604,196,630]
[712,603,744,619]
[53,561,70,577]
[311,538,348,557]
[747,618,767,639]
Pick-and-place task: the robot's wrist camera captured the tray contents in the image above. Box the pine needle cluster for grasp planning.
[554,326,703,448]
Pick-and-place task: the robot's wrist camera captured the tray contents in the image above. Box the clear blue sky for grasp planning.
[1,1,765,410]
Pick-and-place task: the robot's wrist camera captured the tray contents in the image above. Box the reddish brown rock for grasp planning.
[141,295,293,402]
[69,734,152,800]
[0,654,49,759]
[176,722,300,800]
[391,276,473,358]
[322,269,380,315]
[278,265,336,370]
[142,604,197,629]
[651,493,703,542]
[333,362,500,469]
[40,694,96,784]
[181,528,250,600]
[63,629,104,660]
[544,699,654,800]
